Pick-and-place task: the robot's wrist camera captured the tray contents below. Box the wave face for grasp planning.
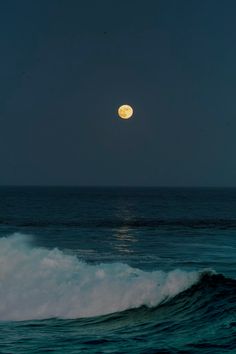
[0,234,202,321]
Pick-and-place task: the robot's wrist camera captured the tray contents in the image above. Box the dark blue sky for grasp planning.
[1,0,236,186]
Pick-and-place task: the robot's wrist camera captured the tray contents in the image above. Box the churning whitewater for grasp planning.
[0,234,201,321]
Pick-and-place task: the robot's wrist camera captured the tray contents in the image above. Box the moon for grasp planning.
[118,104,133,119]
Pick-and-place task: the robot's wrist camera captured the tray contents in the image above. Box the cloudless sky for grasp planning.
[0,0,236,186]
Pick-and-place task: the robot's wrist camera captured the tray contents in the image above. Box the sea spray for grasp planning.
[0,234,201,321]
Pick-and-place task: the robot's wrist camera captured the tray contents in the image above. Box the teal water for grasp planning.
[0,187,235,353]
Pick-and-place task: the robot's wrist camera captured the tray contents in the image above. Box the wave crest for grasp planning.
[0,233,202,321]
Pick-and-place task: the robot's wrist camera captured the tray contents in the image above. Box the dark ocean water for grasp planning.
[0,187,235,353]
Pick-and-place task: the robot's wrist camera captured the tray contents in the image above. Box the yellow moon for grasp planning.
[118,104,133,119]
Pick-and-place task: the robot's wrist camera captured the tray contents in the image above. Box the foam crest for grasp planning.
[0,234,201,321]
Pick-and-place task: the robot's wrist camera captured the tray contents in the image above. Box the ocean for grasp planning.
[0,187,235,353]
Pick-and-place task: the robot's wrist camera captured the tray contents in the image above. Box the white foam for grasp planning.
[0,234,200,321]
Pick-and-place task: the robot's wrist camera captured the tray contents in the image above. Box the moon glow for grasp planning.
[118,104,133,119]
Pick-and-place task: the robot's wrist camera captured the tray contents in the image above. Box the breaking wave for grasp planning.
[0,233,203,321]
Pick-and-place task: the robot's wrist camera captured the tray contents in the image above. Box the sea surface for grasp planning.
[0,187,235,353]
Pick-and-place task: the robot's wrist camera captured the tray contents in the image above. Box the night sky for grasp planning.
[1,0,236,186]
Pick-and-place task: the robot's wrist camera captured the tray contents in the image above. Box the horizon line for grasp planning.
[0,185,236,189]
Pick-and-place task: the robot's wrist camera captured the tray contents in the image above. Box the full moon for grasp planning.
[118,104,133,119]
